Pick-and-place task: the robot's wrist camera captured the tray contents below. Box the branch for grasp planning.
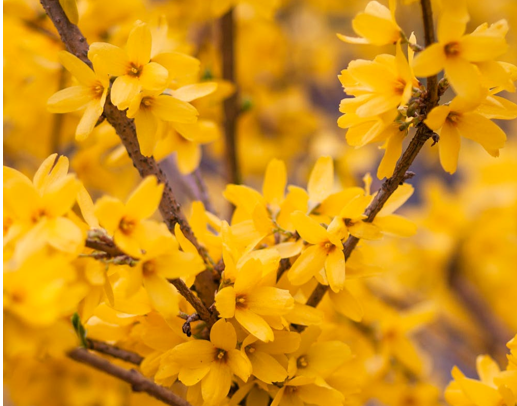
[220,8,241,185]
[305,0,440,309]
[87,339,143,365]
[39,0,218,315]
[68,348,192,406]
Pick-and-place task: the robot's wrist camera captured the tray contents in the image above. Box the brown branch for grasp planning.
[40,0,218,318]
[220,8,241,185]
[87,339,143,365]
[191,168,217,215]
[305,0,440,309]
[68,348,192,406]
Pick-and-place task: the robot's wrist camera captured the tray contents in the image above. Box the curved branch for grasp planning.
[306,0,439,309]
[87,339,144,365]
[68,348,191,406]
[39,0,218,315]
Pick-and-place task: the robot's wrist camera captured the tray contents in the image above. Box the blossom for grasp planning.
[168,319,252,405]
[215,258,294,342]
[94,176,165,258]
[424,97,507,173]
[337,0,401,46]
[412,17,509,101]
[89,21,169,109]
[47,51,109,140]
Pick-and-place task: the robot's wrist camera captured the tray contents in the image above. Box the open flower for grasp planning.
[47,51,109,140]
[288,211,346,292]
[89,21,169,109]
[94,176,164,258]
[169,319,252,405]
[424,97,507,173]
[215,258,294,342]
[337,0,401,46]
[412,17,509,102]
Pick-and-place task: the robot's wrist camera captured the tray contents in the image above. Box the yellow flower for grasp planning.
[241,331,301,384]
[215,259,294,342]
[47,51,109,141]
[271,376,345,406]
[337,0,401,46]
[89,21,169,109]
[169,319,252,405]
[119,231,205,320]
[94,176,164,258]
[412,17,509,101]
[338,41,414,119]
[4,154,83,256]
[424,96,507,173]
[287,211,346,292]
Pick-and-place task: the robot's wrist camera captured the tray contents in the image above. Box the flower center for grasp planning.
[444,41,461,57]
[128,64,143,77]
[141,97,153,109]
[236,295,247,309]
[11,289,26,303]
[394,79,406,95]
[215,349,227,362]
[446,112,461,125]
[31,208,47,223]
[297,356,309,369]
[92,82,104,98]
[246,346,256,354]
[119,217,136,235]
[142,260,156,275]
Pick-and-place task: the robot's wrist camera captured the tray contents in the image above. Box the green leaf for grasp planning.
[71,312,88,348]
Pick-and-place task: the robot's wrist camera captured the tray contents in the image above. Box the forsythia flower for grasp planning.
[89,21,168,109]
[94,176,164,258]
[169,319,252,405]
[215,258,294,342]
[412,16,509,102]
[424,96,507,173]
[47,51,109,141]
[337,0,401,46]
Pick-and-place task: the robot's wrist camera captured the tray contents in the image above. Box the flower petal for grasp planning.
[111,75,141,109]
[134,109,159,156]
[201,363,232,405]
[455,112,506,150]
[215,286,236,318]
[76,100,103,141]
[171,82,218,102]
[247,287,294,316]
[210,319,237,351]
[235,309,274,343]
[59,51,96,86]
[143,273,179,320]
[88,42,128,77]
[329,287,363,321]
[47,86,92,113]
[126,176,164,220]
[152,94,198,123]
[438,123,462,174]
[444,57,482,102]
[139,62,169,91]
[290,211,328,245]
[375,214,417,237]
[412,43,446,78]
[127,21,152,66]
[248,351,287,384]
[307,156,334,204]
[288,245,327,286]
[325,248,346,293]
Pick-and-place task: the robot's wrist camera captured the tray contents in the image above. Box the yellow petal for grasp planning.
[307,156,333,204]
[210,319,237,351]
[134,109,159,156]
[44,217,84,253]
[111,75,141,109]
[249,351,287,384]
[77,184,99,229]
[336,33,369,44]
[215,286,236,318]
[339,195,372,219]
[201,363,232,406]
[460,35,508,62]
[437,15,466,43]
[139,62,169,91]
[126,176,163,220]
[59,0,78,24]
[247,287,294,316]
[375,214,417,237]
[329,287,363,321]
[58,51,96,86]
[227,349,252,381]
[176,142,201,174]
[235,309,274,342]
[127,21,152,66]
[88,42,128,77]
[143,273,179,320]
[42,175,81,217]
[377,130,405,179]
[179,366,210,386]
[288,245,327,286]
[352,13,400,46]
[47,86,92,113]
[307,341,352,375]
[348,221,383,240]
[378,183,414,216]
[171,82,218,102]
[284,303,323,327]
[263,159,287,208]
[424,105,451,131]
[438,123,462,174]
[170,340,215,369]
[412,43,446,78]
[76,100,103,141]
[325,248,345,293]
[444,57,482,102]
[94,196,125,234]
[152,95,198,123]
[455,112,506,150]
[152,52,201,81]
[32,153,65,191]
[476,355,501,386]
[290,211,328,245]
[114,230,143,258]
[173,120,220,143]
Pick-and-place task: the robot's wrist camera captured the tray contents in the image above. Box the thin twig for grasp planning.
[39,0,218,317]
[305,0,440,309]
[220,8,241,185]
[87,339,143,365]
[68,348,192,406]
[192,168,217,215]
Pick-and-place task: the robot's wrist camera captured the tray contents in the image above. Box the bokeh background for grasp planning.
[4,0,517,405]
